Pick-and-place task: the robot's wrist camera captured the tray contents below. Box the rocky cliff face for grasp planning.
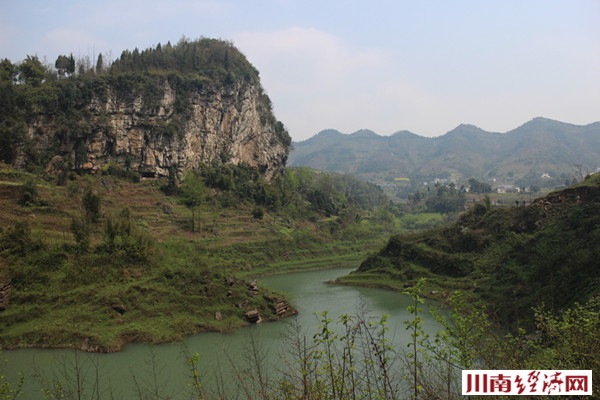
[22,79,289,180]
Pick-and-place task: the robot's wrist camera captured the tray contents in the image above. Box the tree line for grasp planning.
[1,37,259,86]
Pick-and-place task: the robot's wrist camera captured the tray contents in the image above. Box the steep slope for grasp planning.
[338,173,600,326]
[1,39,291,180]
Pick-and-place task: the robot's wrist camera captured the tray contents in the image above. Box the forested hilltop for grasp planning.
[0,38,291,180]
[289,118,600,196]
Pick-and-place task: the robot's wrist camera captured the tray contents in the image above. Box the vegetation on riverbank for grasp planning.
[3,286,598,399]
[338,173,600,329]
[2,167,598,398]
[0,162,395,351]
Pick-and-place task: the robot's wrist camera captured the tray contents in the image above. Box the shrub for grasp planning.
[19,178,38,206]
[70,215,90,253]
[0,220,34,257]
[101,162,141,182]
[252,205,264,220]
[82,188,101,223]
[100,208,155,263]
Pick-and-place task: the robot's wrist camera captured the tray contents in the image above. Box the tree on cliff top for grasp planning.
[109,37,259,85]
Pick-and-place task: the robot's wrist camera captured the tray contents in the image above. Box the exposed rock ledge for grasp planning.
[19,79,289,180]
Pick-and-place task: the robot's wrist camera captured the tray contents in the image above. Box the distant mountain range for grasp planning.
[288,118,600,189]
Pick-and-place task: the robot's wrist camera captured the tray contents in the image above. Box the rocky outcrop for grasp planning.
[245,309,262,324]
[532,184,600,208]
[21,79,289,180]
[246,280,259,296]
[269,297,291,316]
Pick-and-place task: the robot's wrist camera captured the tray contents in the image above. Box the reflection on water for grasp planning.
[4,267,442,398]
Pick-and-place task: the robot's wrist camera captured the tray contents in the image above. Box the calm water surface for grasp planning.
[4,267,441,398]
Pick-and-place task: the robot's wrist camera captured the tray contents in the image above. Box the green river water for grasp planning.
[3,267,442,399]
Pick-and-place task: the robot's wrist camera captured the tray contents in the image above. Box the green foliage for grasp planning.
[533,298,600,374]
[18,178,38,207]
[101,162,141,182]
[409,294,600,398]
[357,177,600,328]
[287,167,386,216]
[425,184,465,214]
[468,177,492,194]
[100,208,154,264]
[74,141,88,169]
[0,221,36,257]
[430,291,492,370]
[276,311,401,399]
[160,165,178,195]
[403,278,427,399]
[17,55,48,87]
[110,38,260,86]
[252,205,264,220]
[186,164,385,226]
[186,353,207,399]
[54,54,75,77]
[70,215,90,253]
[0,118,25,164]
[0,58,18,83]
[82,189,101,223]
[180,172,208,232]
[398,213,444,231]
[0,350,24,399]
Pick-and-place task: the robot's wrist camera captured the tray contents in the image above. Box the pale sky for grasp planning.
[2,0,599,141]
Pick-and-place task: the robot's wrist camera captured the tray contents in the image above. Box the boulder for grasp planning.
[245,309,262,324]
[271,297,290,316]
[160,203,174,215]
[111,303,126,315]
[247,280,259,296]
[226,275,237,286]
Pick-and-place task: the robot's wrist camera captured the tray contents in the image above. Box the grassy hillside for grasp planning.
[338,173,600,328]
[0,164,390,351]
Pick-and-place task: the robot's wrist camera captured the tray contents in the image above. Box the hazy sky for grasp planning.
[2,0,599,141]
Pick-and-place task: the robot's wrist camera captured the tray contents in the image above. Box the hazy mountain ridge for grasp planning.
[289,118,600,187]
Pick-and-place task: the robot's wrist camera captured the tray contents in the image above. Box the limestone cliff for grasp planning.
[9,39,291,180]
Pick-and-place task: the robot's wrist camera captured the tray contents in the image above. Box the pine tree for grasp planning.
[95,53,104,74]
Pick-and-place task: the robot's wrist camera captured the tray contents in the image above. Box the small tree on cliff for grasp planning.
[181,172,207,232]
